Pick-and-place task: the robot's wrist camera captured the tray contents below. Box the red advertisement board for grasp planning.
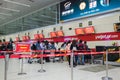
[15,42,31,53]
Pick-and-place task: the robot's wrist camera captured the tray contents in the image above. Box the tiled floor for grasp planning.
[0,58,120,80]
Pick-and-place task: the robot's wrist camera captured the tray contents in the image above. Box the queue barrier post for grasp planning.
[102,49,112,80]
[4,53,9,80]
[71,50,74,80]
[38,50,46,73]
[18,53,27,75]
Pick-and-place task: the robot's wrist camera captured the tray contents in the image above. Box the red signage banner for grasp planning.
[47,32,120,42]
[15,42,31,53]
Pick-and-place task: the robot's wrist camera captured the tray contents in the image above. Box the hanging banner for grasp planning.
[60,0,120,22]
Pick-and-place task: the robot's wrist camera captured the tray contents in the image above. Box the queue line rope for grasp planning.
[0,50,119,59]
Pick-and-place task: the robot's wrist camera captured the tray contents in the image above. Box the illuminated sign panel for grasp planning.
[56,31,64,37]
[84,26,95,34]
[34,34,39,40]
[75,28,84,35]
[39,34,44,38]
[50,32,57,38]
[15,43,31,52]
[60,0,120,21]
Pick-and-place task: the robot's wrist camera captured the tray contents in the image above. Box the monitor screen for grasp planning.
[39,34,44,38]
[22,36,27,41]
[96,46,105,52]
[50,32,57,38]
[16,37,20,42]
[34,34,39,40]
[56,31,64,37]
[84,26,95,34]
[75,28,84,35]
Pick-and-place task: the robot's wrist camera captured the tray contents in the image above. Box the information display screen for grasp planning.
[60,0,120,21]
[50,32,57,38]
[75,28,84,35]
[56,31,64,37]
[84,26,95,34]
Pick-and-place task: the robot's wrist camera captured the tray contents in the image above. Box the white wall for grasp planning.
[1,11,120,48]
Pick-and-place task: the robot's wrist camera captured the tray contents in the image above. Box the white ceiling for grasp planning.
[0,0,63,25]
[0,0,65,35]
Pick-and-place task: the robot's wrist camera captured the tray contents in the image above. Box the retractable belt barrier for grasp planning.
[0,50,119,59]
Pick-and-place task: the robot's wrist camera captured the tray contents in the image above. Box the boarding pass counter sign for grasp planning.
[15,43,31,54]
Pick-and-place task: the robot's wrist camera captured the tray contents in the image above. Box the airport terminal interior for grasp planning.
[0,0,120,80]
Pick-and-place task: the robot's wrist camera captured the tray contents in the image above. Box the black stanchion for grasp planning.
[38,50,46,73]
[18,57,27,75]
[102,50,113,80]
[4,53,9,80]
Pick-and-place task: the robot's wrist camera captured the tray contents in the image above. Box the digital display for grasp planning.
[84,26,95,34]
[34,34,39,40]
[39,34,44,38]
[60,0,120,21]
[56,31,64,37]
[75,28,84,35]
[22,36,27,41]
[16,37,20,42]
[26,36,30,40]
[50,32,57,38]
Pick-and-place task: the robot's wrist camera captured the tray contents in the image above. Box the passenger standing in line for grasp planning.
[60,42,67,61]
[44,40,51,62]
[70,40,78,67]
[83,41,91,63]
[50,42,56,62]
[65,40,71,65]
[7,42,13,55]
[78,40,85,65]
[36,41,41,50]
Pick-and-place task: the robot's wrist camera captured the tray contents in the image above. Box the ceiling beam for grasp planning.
[0,6,20,12]
[4,0,31,7]
[0,12,12,16]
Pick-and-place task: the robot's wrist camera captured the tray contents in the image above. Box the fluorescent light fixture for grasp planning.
[4,0,30,7]
[0,6,20,12]
[0,13,12,16]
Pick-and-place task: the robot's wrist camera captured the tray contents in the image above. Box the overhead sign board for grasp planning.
[60,0,120,22]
